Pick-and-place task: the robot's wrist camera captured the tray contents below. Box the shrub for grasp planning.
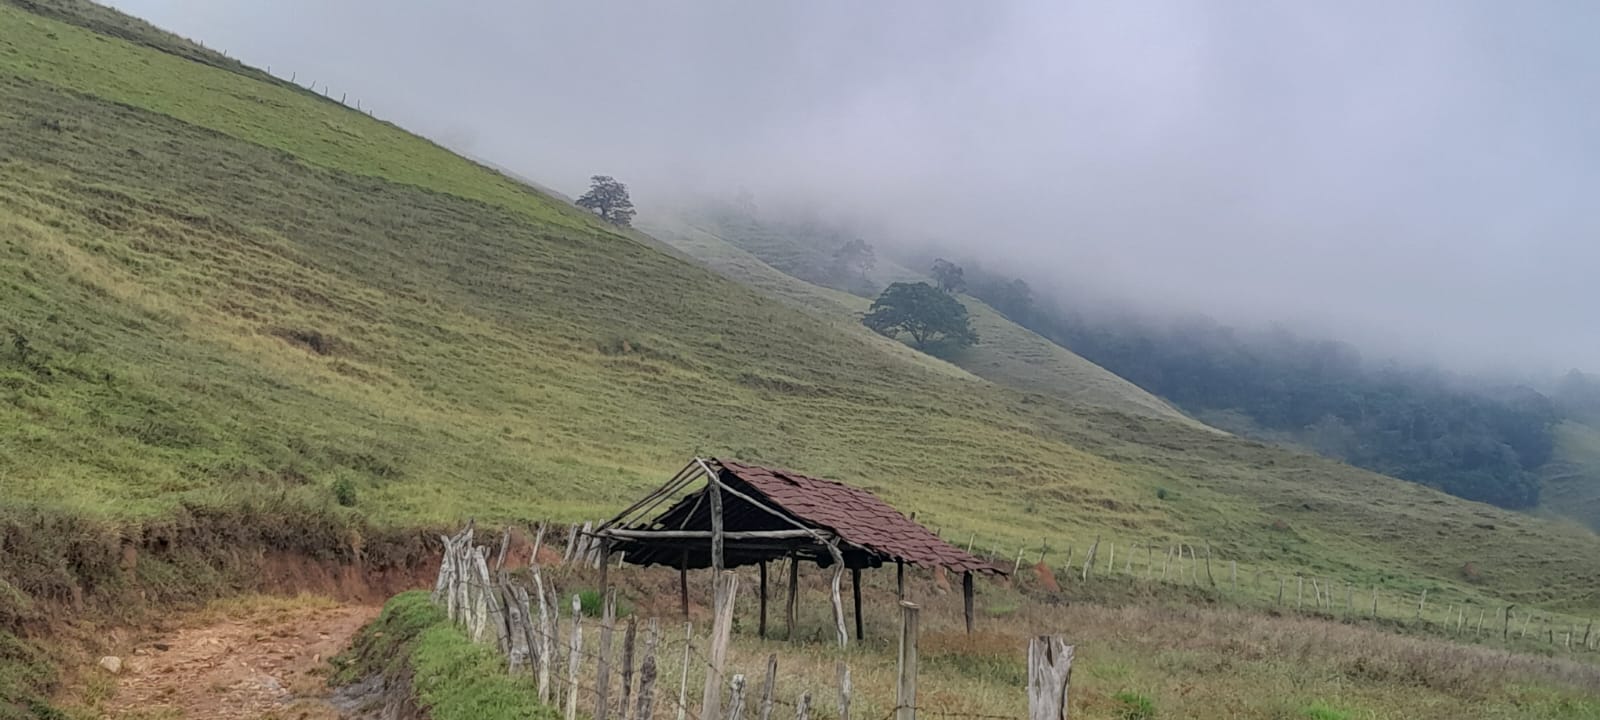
[1300,702,1351,720]
[575,588,632,618]
[1155,487,1169,501]
[1113,690,1157,719]
[332,477,357,507]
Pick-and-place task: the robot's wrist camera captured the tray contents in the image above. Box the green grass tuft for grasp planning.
[333,590,556,720]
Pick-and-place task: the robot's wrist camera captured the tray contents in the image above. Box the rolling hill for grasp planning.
[5,0,1600,667]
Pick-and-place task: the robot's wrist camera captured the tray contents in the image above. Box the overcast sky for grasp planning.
[110,0,1600,375]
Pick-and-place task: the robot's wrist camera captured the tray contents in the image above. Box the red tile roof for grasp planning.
[712,459,1002,575]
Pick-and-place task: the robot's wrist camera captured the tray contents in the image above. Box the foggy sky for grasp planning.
[108,0,1600,375]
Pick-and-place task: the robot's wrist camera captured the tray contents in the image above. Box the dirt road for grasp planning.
[96,599,379,720]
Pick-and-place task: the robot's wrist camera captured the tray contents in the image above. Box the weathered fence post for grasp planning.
[597,589,617,720]
[675,623,692,720]
[795,691,812,720]
[836,661,852,720]
[1026,636,1074,720]
[896,601,920,720]
[703,571,739,720]
[632,618,660,720]
[759,654,777,720]
[1203,543,1215,586]
[726,674,747,720]
[1416,588,1428,622]
[1371,586,1379,618]
[1081,535,1100,582]
[566,595,583,720]
[621,616,638,717]
[534,569,553,702]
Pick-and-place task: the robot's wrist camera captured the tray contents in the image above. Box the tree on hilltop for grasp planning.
[577,175,636,227]
[863,281,978,351]
[930,258,966,294]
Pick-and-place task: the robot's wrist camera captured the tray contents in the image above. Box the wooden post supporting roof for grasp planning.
[786,556,800,641]
[851,567,864,642]
[963,571,975,634]
[759,560,769,639]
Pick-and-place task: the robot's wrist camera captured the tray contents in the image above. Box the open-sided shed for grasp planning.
[594,457,1002,646]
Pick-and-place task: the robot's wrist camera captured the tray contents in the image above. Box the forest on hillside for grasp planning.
[951,262,1560,509]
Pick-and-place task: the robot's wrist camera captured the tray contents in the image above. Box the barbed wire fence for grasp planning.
[432,522,1075,720]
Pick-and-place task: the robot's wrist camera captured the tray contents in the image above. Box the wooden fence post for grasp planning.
[1081,535,1100,582]
[759,654,778,720]
[1277,575,1284,606]
[621,616,638,717]
[1026,636,1074,720]
[1416,588,1428,622]
[896,602,920,720]
[1203,543,1215,586]
[726,674,747,720]
[836,661,852,720]
[632,618,660,720]
[1371,586,1379,618]
[1296,576,1303,610]
[1105,542,1115,575]
[759,561,769,639]
[532,570,553,701]
[566,595,583,720]
[703,571,739,720]
[597,589,617,720]
[796,691,812,720]
[563,524,579,564]
[676,623,692,720]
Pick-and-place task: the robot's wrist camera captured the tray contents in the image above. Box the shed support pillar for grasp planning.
[963,571,975,634]
[852,567,864,641]
[759,560,769,639]
[786,556,799,641]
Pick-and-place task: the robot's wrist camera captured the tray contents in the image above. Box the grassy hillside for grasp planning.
[1541,421,1600,530]
[643,214,1203,428]
[4,0,1600,635]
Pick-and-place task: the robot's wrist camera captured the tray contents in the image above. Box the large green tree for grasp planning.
[576,175,636,226]
[863,282,978,351]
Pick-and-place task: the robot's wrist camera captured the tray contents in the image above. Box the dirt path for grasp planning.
[98,599,379,720]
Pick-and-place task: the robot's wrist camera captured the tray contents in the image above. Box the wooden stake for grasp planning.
[1416,588,1428,621]
[632,619,659,720]
[1371,585,1379,618]
[1276,575,1284,606]
[675,623,692,720]
[702,571,738,720]
[726,674,746,720]
[962,571,975,634]
[1203,543,1215,586]
[1081,535,1100,582]
[1105,541,1115,575]
[796,691,812,720]
[531,522,547,567]
[1296,576,1303,610]
[759,654,778,720]
[836,661,852,720]
[1013,546,1026,577]
[896,560,906,601]
[1503,606,1514,641]
[596,589,617,720]
[566,595,582,720]
[827,543,849,648]
[534,570,552,702]
[620,617,637,717]
[1026,636,1074,720]
[896,602,920,720]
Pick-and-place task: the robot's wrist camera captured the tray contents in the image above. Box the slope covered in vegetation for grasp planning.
[5,8,1600,713]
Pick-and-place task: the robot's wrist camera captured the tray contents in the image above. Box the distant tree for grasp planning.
[930,258,966,294]
[576,175,636,226]
[863,282,978,351]
[831,239,876,282]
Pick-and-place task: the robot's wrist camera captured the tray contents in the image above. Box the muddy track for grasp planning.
[99,602,379,719]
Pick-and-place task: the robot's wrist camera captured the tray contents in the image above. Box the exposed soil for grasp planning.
[98,602,380,719]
